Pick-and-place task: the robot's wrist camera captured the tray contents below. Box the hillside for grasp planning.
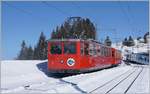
[112,39,149,59]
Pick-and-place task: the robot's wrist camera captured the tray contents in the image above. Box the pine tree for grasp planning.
[51,30,56,39]
[122,37,128,46]
[128,36,135,46]
[33,46,38,59]
[36,32,47,60]
[137,37,142,40]
[27,46,33,60]
[104,36,112,46]
[50,17,96,40]
[144,32,149,43]
[17,40,28,60]
[60,24,67,39]
[76,19,82,39]
[64,21,71,38]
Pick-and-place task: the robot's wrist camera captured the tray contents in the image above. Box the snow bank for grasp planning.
[1,60,57,91]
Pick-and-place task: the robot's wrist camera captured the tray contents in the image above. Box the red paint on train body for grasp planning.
[47,39,122,73]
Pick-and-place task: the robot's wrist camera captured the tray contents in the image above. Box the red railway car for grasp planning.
[47,39,122,73]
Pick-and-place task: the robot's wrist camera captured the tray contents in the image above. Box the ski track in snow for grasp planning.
[1,60,149,93]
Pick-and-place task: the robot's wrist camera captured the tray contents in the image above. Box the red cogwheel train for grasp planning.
[47,39,122,73]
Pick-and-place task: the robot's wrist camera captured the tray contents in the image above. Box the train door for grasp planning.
[63,41,80,69]
[80,41,90,68]
[48,41,63,69]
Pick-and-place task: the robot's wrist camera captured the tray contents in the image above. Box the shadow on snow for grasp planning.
[36,61,75,78]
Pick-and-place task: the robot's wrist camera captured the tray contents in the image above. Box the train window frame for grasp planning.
[112,50,115,57]
[90,42,97,56]
[107,48,109,57]
[84,42,89,55]
[101,46,105,57]
[108,48,110,57]
[103,47,105,56]
[104,47,106,56]
[104,48,106,56]
[93,43,97,56]
[97,45,101,56]
[64,41,77,54]
[89,43,94,56]
[106,48,108,57]
[50,42,62,54]
[80,42,84,55]
[101,46,103,56]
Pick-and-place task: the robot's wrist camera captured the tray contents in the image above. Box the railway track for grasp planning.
[89,66,143,93]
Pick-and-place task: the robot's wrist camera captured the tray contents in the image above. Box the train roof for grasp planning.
[47,39,103,44]
[47,39,121,51]
[47,39,106,45]
[48,38,95,41]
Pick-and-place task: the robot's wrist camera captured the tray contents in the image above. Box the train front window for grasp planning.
[64,42,76,54]
[50,42,62,54]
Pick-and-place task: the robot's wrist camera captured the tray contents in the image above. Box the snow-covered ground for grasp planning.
[1,60,149,93]
[1,60,59,93]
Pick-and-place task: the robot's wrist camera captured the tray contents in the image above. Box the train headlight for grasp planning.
[67,58,75,66]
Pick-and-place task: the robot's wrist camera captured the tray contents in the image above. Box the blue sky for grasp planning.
[2,1,149,59]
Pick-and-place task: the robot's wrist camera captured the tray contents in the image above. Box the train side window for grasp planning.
[81,42,84,55]
[108,48,109,57]
[84,43,89,55]
[112,51,115,57]
[103,47,105,56]
[109,49,111,56]
[93,44,97,55]
[104,47,107,56]
[104,48,106,56]
[101,47,103,56]
[116,52,118,58]
[97,46,101,56]
[101,47,104,56]
[89,43,94,56]
[107,48,109,57]
[110,49,111,57]
[106,48,108,57]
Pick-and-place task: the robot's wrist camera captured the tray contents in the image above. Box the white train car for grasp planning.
[126,52,149,65]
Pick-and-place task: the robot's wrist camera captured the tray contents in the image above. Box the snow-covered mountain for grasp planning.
[112,39,149,59]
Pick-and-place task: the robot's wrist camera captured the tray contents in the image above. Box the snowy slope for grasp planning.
[1,60,59,93]
[112,40,149,53]
[112,40,149,60]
